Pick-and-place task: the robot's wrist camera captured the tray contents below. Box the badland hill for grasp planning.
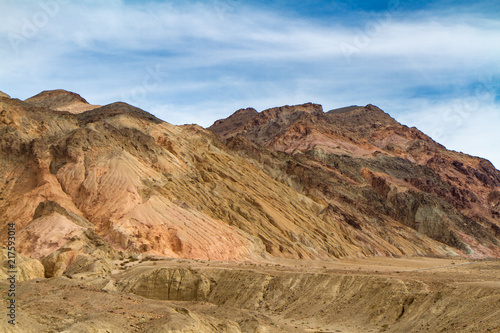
[1,90,500,332]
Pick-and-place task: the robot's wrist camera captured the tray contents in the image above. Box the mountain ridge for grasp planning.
[1,90,500,281]
[2,90,500,333]
[210,101,500,257]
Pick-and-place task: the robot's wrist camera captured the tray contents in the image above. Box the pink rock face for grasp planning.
[17,213,84,259]
[103,195,255,260]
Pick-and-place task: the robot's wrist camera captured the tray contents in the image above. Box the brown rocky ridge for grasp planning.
[1,90,500,332]
[210,103,500,257]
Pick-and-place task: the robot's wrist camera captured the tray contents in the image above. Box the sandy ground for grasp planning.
[2,256,500,332]
[125,255,500,284]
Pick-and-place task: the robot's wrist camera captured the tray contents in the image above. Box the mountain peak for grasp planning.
[26,89,89,105]
[25,89,100,114]
[262,102,323,116]
[327,105,361,114]
[76,101,163,124]
[209,107,258,137]
[209,103,324,142]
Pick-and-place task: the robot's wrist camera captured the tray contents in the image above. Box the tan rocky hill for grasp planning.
[24,89,101,114]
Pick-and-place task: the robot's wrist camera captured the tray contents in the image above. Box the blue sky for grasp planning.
[1,0,500,167]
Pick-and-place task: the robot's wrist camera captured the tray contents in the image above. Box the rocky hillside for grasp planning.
[1,91,500,280]
[209,103,500,257]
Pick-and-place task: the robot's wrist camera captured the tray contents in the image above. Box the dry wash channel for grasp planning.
[114,258,500,332]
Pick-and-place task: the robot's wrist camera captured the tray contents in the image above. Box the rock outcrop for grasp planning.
[0,248,44,282]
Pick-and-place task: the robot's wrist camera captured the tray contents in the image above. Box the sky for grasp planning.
[1,0,500,167]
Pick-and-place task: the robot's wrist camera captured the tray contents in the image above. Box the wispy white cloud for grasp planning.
[1,0,499,166]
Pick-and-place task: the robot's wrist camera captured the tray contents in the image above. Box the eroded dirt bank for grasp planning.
[3,257,499,332]
[117,258,500,332]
